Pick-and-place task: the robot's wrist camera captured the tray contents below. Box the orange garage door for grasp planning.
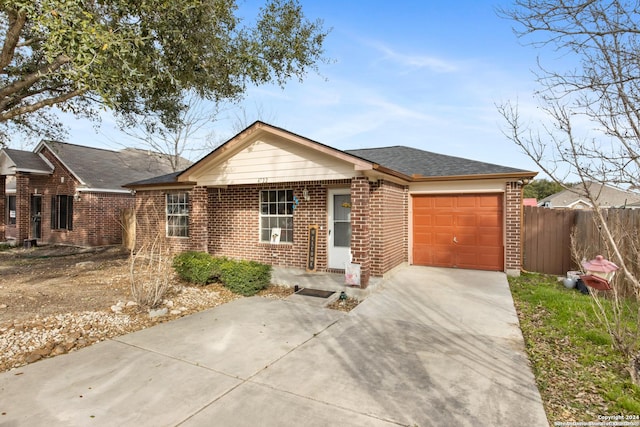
[412,194,504,271]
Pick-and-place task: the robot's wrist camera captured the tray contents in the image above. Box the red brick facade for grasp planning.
[505,181,524,272]
[132,178,530,283]
[350,177,372,286]
[2,147,134,246]
[133,178,416,287]
[0,174,4,241]
[370,180,408,276]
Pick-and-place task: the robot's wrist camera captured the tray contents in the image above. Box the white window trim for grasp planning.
[166,192,189,238]
[260,189,294,243]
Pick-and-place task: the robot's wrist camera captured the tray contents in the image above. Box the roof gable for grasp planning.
[178,122,375,185]
[0,148,53,175]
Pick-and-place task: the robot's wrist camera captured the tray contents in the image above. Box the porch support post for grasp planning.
[15,172,29,242]
[0,175,5,241]
[350,176,371,287]
[189,186,208,252]
[505,181,523,276]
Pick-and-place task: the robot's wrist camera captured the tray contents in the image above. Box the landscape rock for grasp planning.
[51,345,67,356]
[75,261,95,268]
[24,353,42,364]
[148,308,168,318]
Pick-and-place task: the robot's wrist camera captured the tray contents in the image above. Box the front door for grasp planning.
[328,189,351,269]
[30,195,42,239]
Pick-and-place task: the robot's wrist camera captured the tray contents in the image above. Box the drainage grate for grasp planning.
[295,288,335,298]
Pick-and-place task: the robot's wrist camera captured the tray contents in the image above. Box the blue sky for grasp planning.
[59,0,548,174]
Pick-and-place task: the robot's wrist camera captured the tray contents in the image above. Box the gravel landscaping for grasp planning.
[0,245,299,373]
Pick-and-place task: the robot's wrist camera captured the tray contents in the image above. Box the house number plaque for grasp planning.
[306,225,318,272]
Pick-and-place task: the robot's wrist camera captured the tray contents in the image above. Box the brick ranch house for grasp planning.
[126,122,537,287]
[0,141,185,247]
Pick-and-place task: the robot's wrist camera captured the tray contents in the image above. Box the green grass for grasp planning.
[0,243,13,252]
[509,273,640,421]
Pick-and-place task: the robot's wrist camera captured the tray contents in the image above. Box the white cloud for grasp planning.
[366,41,459,73]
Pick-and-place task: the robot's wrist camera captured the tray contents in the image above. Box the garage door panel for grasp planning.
[412,194,503,271]
[456,196,478,208]
[479,195,502,208]
[433,232,453,245]
[477,233,502,246]
[457,251,502,270]
[433,197,455,208]
[413,246,454,267]
[434,215,454,226]
[454,231,477,246]
[413,231,434,247]
[476,214,501,227]
[455,214,477,227]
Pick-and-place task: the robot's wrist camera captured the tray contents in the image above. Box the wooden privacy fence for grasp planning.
[523,206,577,275]
[523,206,640,278]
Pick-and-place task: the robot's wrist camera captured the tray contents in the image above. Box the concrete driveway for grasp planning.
[0,266,548,426]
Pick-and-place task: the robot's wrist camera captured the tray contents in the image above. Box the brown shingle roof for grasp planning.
[1,149,53,174]
[41,141,188,191]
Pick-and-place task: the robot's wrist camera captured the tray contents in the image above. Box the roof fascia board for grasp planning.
[410,171,538,182]
[124,182,197,191]
[13,168,52,175]
[76,188,133,194]
[566,199,592,208]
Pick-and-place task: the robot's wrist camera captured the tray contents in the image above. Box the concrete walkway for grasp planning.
[0,266,548,426]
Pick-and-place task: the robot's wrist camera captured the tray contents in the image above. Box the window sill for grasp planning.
[259,241,294,246]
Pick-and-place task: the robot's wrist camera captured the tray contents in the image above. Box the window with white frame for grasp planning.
[260,189,293,243]
[166,192,189,237]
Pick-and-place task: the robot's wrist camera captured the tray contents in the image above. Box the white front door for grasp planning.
[328,189,351,269]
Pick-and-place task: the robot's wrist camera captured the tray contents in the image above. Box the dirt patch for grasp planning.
[0,245,133,326]
[0,245,295,373]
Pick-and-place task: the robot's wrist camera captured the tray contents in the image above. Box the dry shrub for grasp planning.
[129,234,173,308]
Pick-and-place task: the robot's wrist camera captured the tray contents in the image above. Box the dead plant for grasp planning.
[129,233,173,309]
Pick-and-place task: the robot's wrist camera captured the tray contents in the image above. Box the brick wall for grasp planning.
[134,177,411,284]
[190,186,208,252]
[370,180,408,276]
[0,174,4,241]
[11,149,134,246]
[350,177,371,286]
[0,175,7,242]
[66,192,134,246]
[505,181,524,272]
[208,181,346,271]
[15,173,30,242]
[134,189,197,253]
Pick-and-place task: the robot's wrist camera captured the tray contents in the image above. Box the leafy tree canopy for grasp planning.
[0,0,328,145]
[523,178,564,200]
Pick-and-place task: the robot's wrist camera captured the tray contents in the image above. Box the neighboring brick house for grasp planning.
[126,122,537,287]
[0,141,186,247]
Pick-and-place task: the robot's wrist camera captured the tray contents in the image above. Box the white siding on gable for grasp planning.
[192,136,360,185]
